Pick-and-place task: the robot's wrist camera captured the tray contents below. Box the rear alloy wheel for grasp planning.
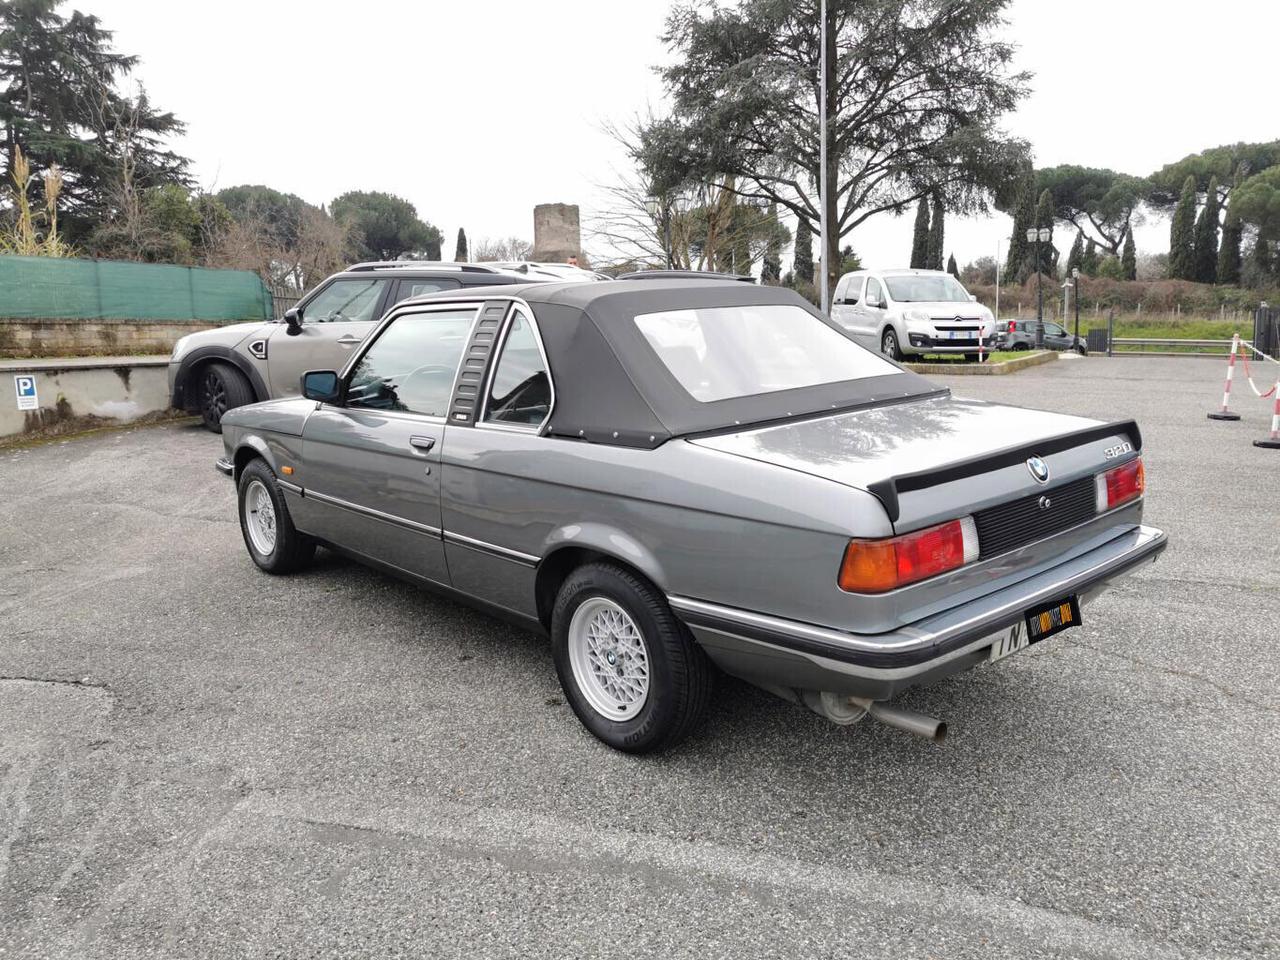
[552,562,712,753]
[199,362,255,433]
[236,459,315,574]
[881,327,903,361]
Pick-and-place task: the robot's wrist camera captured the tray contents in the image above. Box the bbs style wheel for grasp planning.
[551,562,711,754]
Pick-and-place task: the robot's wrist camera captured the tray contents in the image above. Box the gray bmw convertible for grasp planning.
[215,279,1166,752]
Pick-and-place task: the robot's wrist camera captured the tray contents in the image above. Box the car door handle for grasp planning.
[408,436,436,452]
[336,335,363,345]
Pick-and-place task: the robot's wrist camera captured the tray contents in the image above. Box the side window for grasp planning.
[1046,322,1066,336]
[393,278,461,303]
[301,279,387,323]
[482,308,551,428]
[345,309,475,417]
[866,277,883,307]
[847,276,862,306]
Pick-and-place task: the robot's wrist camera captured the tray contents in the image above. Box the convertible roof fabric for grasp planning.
[420,279,945,448]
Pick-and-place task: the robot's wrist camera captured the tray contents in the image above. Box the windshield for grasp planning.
[634,304,898,403]
[883,275,971,303]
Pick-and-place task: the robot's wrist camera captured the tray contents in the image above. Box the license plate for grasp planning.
[987,595,1081,663]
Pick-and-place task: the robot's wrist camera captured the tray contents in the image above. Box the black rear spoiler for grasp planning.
[866,419,1142,524]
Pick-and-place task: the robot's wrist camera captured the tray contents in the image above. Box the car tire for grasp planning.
[199,362,255,433]
[237,459,315,574]
[880,327,903,361]
[551,562,712,754]
[1012,342,1030,351]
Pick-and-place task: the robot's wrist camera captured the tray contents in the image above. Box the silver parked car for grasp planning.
[831,268,996,360]
[215,280,1166,752]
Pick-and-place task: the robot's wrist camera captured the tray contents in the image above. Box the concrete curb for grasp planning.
[2,354,173,440]
[905,351,1058,376]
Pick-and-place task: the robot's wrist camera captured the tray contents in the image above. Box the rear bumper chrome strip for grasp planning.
[670,523,1167,672]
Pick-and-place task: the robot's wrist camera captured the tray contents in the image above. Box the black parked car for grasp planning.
[997,319,1088,354]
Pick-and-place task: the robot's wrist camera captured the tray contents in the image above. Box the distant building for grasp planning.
[532,203,583,264]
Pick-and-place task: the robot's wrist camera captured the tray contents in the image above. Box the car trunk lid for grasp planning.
[688,394,1140,535]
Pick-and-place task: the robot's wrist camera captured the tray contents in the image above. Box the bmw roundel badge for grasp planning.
[1027,456,1050,484]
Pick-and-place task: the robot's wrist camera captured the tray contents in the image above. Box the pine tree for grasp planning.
[1121,226,1137,281]
[454,227,468,262]
[793,217,814,283]
[927,195,945,271]
[761,203,782,284]
[910,198,930,268]
[1033,189,1056,278]
[1064,232,1084,277]
[1082,238,1100,276]
[1005,177,1034,279]
[1218,209,1243,285]
[1169,175,1197,280]
[946,253,959,277]
[1251,237,1271,279]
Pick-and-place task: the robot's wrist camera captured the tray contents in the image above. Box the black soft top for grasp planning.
[409,279,943,448]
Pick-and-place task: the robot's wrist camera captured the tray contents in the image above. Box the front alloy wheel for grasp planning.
[236,459,315,574]
[881,327,903,360]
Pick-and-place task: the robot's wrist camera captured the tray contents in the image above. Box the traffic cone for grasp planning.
[1208,334,1242,421]
[1253,377,1280,449]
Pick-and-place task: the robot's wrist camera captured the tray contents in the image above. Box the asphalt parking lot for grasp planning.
[2,354,1277,959]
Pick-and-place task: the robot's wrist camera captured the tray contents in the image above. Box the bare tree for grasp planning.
[472,235,533,262]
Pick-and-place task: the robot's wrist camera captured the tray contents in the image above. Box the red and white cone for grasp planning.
[1208,333,1242,421]
[1253,377,1280,449]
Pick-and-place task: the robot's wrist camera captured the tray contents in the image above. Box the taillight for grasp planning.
[1095,458,1145,512]
[839,517,979,593]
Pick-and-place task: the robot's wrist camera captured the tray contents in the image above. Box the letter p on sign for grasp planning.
[14,375,38,411]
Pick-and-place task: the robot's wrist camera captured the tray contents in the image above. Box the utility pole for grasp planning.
[818,0,830,314]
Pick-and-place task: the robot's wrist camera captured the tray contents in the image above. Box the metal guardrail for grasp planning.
[1107,337,1241,358]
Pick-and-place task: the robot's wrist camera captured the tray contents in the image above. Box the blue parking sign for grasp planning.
[14,374,38,411]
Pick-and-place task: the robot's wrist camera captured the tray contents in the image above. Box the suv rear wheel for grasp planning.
[199,362,255,433]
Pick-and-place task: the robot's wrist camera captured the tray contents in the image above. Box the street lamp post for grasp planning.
[1027,226,1050,348]
[1072,266,1081,346]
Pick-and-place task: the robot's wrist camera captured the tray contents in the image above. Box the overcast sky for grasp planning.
[86,0,1280,271]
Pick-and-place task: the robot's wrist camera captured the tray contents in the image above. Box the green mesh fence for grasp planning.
[0,255,272,321]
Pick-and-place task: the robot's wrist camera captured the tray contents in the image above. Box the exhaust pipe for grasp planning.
[858,698,947,743]
[803,690,947,742]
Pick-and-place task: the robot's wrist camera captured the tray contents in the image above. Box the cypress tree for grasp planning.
[1192,175,1220,283]
[762,203,782,284]
[1033,189,1056,278]
[910,198,930,268]
[1218,209,1243,285]
[927,195,945,271]
[1005,178,1034,279]
[1082,238,1100,276]
[1065,232,1084,277]
[454,227,468,262]
[793,217,814,283]
[1121,226,1137,280]
[946,252,959,278]
[1169,175,1197,280]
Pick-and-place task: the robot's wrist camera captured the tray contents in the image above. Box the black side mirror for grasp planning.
[284,306,302,336]
[301,369,340,403]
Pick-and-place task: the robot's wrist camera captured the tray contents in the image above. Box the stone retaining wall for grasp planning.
[0,318,225,359]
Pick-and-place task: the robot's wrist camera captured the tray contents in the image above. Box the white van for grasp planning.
[830,268,995,360]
